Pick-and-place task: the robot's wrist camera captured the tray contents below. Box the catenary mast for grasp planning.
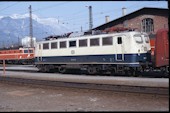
[29,5,33,48]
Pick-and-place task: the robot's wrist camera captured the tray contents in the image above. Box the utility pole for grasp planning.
[86,6,93,31]
[29,5,33,48]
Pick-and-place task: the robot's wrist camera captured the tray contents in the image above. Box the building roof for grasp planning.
[93,7,169,30]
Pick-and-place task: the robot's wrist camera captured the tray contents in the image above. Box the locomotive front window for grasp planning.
[144,35,149,43]
[134,34,143,43]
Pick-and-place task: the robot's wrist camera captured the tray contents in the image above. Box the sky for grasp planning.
[0,1,168,32]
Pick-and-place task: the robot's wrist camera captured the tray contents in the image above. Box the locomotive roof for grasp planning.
[37,30,142,44]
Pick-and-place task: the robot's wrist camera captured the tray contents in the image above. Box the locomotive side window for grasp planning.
[43,43,49,50]
[134,34,143,43]
[24,50,28,53]
[102,37,113,46]
[79,39,87,47]
[51,42,58,49]
[90,38,99,46]
[117,37,122,44]
[60,41,67,48]
[69,40,76,47]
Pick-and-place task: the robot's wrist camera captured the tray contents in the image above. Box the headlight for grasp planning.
[143,57,147,59]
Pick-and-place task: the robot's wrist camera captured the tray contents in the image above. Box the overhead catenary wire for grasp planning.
[0,2,20,13]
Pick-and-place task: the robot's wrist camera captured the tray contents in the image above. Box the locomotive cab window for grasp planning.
[43,43,49,50]
[69,41,76,47]
[90,38,99,46]
[117,37,122,44]
[102,37,113,46]
[134,34,143,43]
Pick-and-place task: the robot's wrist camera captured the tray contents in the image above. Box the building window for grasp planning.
[123,20,128,27]
[142,18,154,33]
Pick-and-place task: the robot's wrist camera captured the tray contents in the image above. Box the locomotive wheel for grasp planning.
[58,67,66,73]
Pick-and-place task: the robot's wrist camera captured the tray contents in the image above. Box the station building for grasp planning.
[93,7,169,39]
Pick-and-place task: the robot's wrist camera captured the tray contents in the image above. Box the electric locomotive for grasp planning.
[34,29,151,75]
[0,47,34,65]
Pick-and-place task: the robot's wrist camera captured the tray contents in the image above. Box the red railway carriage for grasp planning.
[150,39,155,56]
[0,48,35,64]
[154,28,169,67]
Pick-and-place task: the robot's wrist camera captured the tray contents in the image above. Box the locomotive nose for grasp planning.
[146,50,152,62]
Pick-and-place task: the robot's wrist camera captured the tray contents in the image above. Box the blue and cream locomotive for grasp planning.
[34,30,151,75]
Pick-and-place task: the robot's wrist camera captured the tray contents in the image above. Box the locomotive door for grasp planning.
[115,36,124,61]
[37,44,42,62]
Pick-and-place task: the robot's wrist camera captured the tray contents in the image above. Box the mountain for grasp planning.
[0,14,71,48]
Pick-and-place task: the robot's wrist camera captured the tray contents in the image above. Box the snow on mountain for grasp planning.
[0,14,71,48]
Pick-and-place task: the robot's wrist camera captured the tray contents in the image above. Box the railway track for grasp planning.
[0,65,169,96]
[0,75,168,97]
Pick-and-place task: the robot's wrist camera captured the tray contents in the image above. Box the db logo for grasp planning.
[71,50,75,54]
